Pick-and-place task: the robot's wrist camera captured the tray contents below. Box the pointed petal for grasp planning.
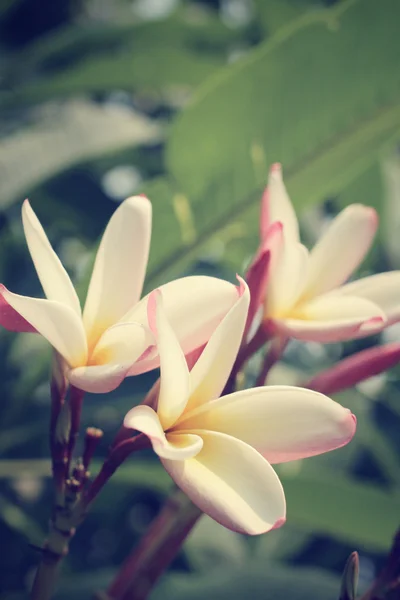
[148,290,190,430]
[265,226,309,318]
[162,430,286,535]
[274,295,385,342]
[177,387,356,464]
[335,271,400,325]
[261,163,299,243]
[306,343,400,395]
[126,276,238,374]
[302,205,378,298]
[0,286,36,332]
[83,195,152,341]
[2,288,87,366]
[22,200,81,315]
[69,322,153,393]
[124,405,202,460]
[186,277,249,412]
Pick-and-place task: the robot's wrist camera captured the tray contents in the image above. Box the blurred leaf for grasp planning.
[254,0,322,35]
[0,492,44,545]
[158,0,400,281]
[279,469,398,551]
[2,10,240,104]
[0,100,160,208]
[185,516,248,573]
[381,150,400,267]
[336,162,384,213]
[150,563,340,600]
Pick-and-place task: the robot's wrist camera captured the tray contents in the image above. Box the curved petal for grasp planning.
[69,362,135,394]
[70,322,153,393]
[274,295,385,342]
[177,387,356,464]
[124,405,202,460]
[22,200,81,316]
[91,321,153,366]
[302,204,378,299]
[0,286,36,332]
[162,430,286,535]
[265,227,309,318]
[2,288,87,367]
[335,271,400,325]
[261,163,299,243]
[125,276,238,374]
[149,291,190,430]
[83,195,152,343]
[186,278,249,412]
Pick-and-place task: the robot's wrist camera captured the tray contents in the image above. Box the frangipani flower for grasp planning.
[0,198,238,393]
[124,278,356,535]
[248,164,400,343]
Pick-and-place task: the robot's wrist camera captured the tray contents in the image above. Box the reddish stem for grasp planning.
[255,336,288,386]
[105,489,201,600]
[85,435,150,506]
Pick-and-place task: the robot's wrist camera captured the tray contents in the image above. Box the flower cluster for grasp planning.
[2,165,400,536]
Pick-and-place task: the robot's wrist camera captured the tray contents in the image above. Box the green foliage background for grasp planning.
[0,0,399,598]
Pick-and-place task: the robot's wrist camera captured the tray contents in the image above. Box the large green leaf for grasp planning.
[160,0,400,280]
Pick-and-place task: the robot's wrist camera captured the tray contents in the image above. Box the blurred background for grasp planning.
[0,0,400,598]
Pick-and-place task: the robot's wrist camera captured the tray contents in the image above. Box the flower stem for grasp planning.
[30,482,85,600]
[255,336,288,386]
[102,488,202,600]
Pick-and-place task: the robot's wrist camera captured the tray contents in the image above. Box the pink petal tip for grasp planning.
[272,517,286,530]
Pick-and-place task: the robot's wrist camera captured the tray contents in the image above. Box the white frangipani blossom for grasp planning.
[125,278,356,535]
[0,197,238,393]
[247,164,400,343]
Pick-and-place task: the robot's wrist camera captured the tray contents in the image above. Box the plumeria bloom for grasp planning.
[247,164,400,343]
[0,198,238,393]
[124,278,356,535]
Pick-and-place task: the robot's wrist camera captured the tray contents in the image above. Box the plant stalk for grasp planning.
[103,488,202,600]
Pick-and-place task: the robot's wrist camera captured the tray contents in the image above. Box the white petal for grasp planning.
[302,205,378,299]
[149,291,190,430]
[70,322,153,393]
[83,196,152,343]
[186,278,249,412]
[162,430,286,535]
[125,276,238,374]
[265,228,309,318]
[273,295,385,342]
[124,405,202,460]
[91,321,153,366]
[335,271,400,325]
[69,363,134,394]
[177,387,356,464]
[2,289,87,367]
[262,163,299,243]
[22,200,81,315]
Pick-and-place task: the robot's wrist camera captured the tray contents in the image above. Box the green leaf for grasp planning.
[150,563,340,600]
[161,0,400,279]
[1,11,240,106]
[0,492,44,545]
[279,469,399,551]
